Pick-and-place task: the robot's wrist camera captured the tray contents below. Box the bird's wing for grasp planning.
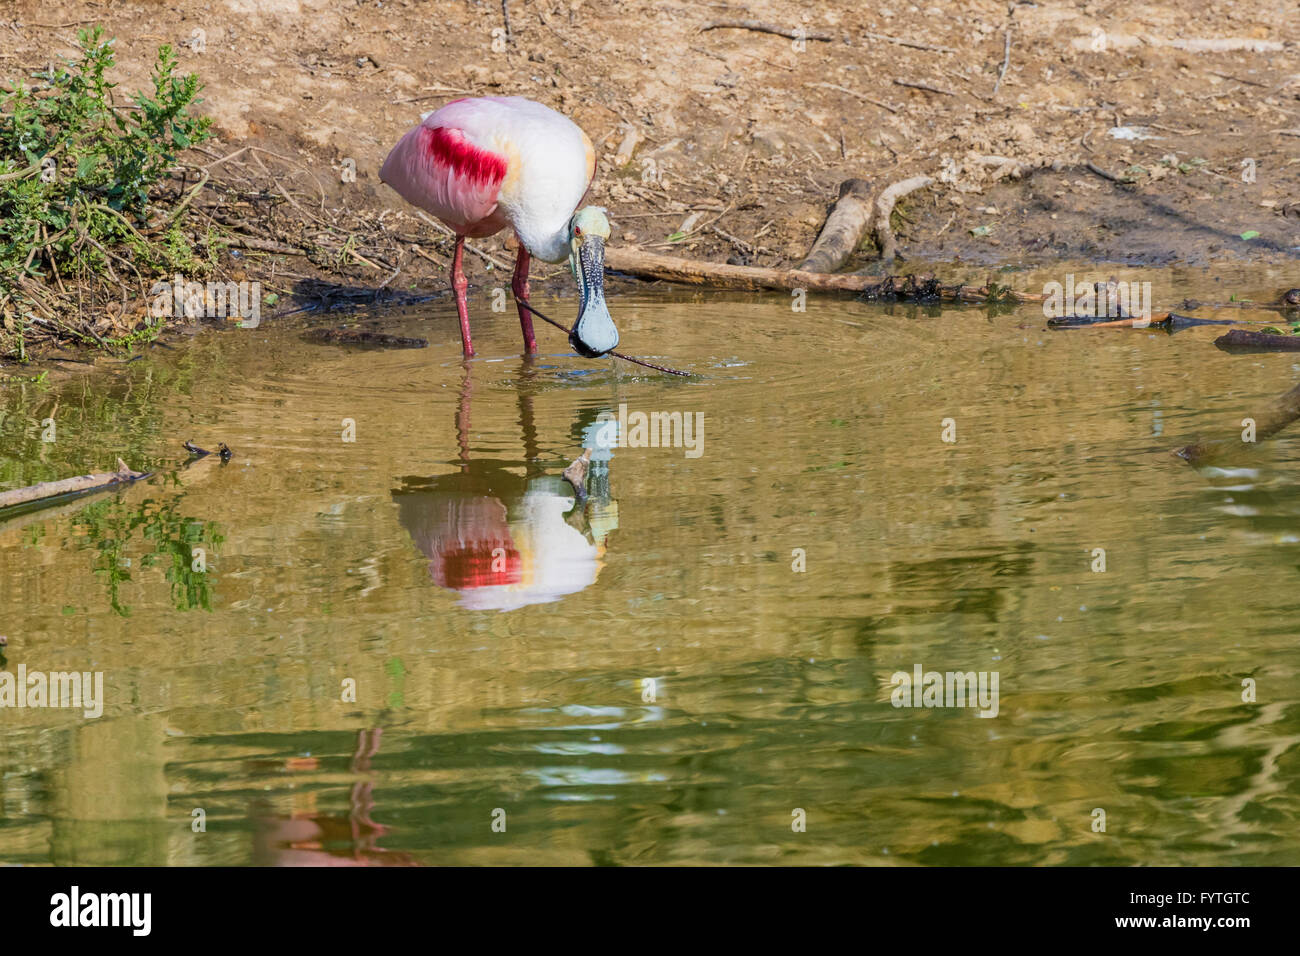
[379,121,509,236]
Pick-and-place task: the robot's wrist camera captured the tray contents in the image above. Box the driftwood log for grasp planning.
[798,178,875,273]
[796,175,934,271]
[0,458,150,512]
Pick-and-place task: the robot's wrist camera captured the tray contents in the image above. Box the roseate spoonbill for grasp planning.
[380,96,617,359]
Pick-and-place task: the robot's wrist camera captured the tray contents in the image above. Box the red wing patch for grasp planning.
[423,125,508,188]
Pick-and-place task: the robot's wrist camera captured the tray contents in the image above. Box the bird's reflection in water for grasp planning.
[392,364,618,611]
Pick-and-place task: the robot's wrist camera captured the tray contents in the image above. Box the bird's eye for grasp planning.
[574,226,582,236]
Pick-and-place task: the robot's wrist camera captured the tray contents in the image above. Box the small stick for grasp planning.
[222,235,308,256]
[1207,70,1267,87]
[993,27,1013,95]
[803,82,899,113]
[501,0,513,45]
[862,32,956,54]
[1085,161,1132,184]
[893,79,957,97]
[700,20,834,42]
[710,224,769,257]
[515,300,691,376]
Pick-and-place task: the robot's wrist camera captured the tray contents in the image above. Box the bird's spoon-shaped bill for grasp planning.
[569,235,619,357]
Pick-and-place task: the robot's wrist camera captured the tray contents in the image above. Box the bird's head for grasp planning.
[567,206,618,357]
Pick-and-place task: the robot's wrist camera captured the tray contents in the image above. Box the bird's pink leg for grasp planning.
[512,245,537,354]
[452,236,474,358]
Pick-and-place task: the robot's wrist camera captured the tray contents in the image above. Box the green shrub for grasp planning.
[0,26,213,357]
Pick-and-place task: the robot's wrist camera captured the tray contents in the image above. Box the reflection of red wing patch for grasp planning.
[439,542,523,590]
[424,126,508,188]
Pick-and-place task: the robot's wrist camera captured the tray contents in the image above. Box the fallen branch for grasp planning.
[608,247,880,292]
[605,247,1046,301]
[1048,313,1174,329]
[1049,312,1232,330]
[798,178,875,273]
[0,458,150,512]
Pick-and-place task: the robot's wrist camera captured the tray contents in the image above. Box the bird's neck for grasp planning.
[520,222,570,265]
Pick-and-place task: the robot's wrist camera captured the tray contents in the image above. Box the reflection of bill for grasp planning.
[392,382,619,611]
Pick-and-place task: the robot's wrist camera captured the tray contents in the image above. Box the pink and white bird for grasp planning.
[379,96,617,359]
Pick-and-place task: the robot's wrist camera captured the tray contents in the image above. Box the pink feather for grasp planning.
[380,120,509,237]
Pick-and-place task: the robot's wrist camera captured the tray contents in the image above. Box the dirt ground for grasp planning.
[2,0,1299,309]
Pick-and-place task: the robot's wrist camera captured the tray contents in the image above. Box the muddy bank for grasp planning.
[1,0,1298,357]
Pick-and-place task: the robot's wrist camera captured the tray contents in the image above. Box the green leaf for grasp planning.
[1240,230,1260,240]
[970,224,994,237]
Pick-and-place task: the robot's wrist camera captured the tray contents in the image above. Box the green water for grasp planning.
[2,265,1300,865]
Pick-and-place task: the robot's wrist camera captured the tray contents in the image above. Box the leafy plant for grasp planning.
[0,27,213,357]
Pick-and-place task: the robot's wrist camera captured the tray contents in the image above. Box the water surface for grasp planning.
[2,264,1300,865]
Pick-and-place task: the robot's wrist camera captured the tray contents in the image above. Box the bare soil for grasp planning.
[3,0,1299,317]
